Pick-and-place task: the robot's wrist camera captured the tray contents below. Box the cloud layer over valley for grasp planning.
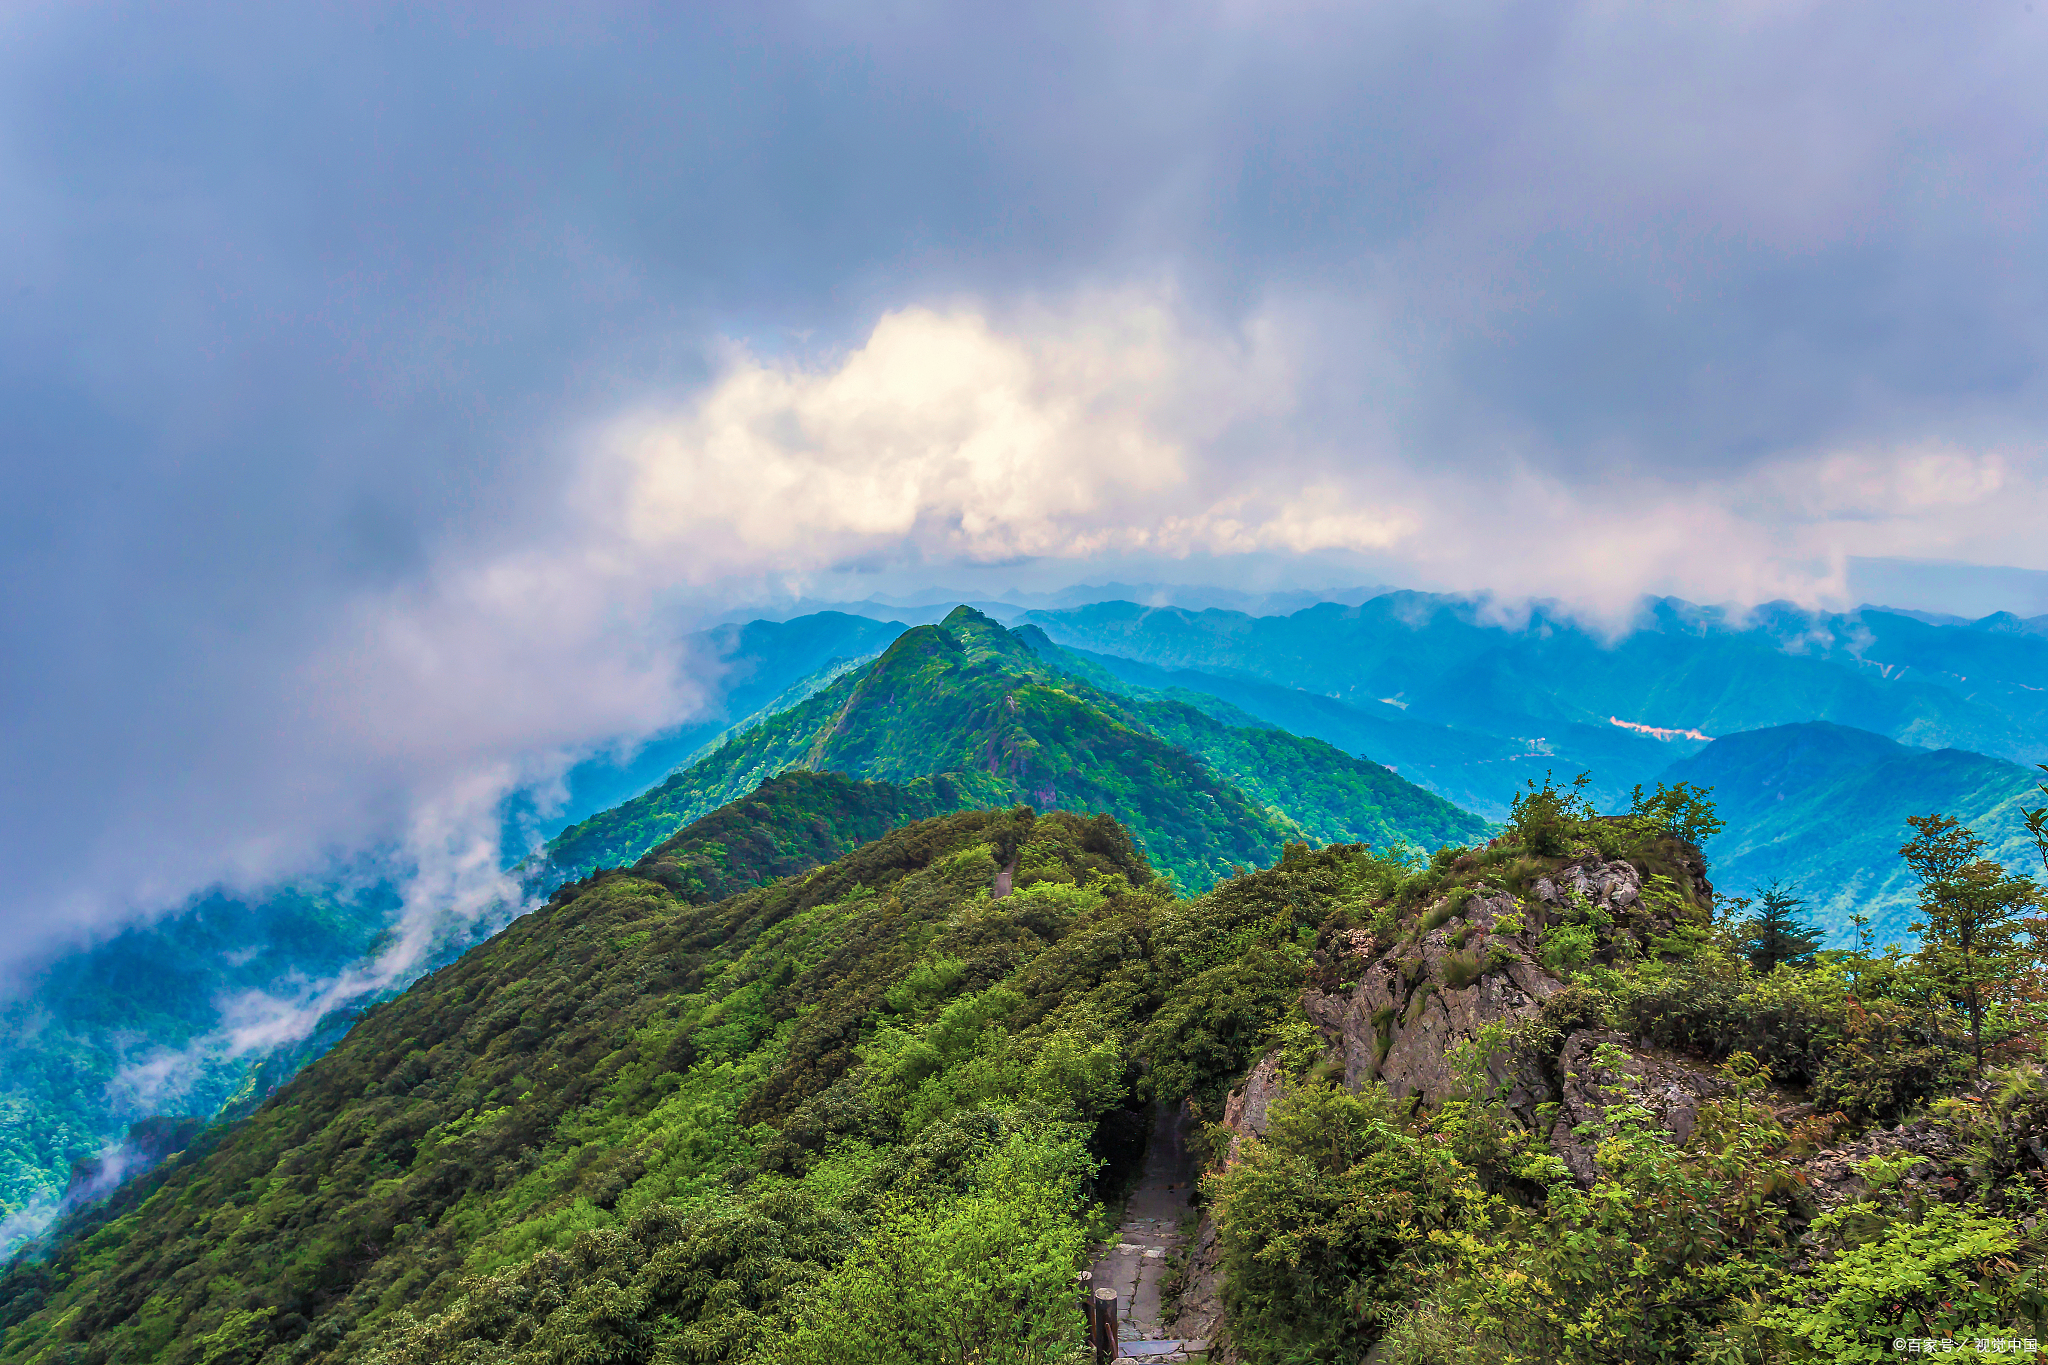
[4,0,2048,965]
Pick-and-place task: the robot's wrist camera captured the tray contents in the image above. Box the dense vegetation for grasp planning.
[624,771,977,903]
[1205,778,2048,1364]
[0,805,1343,1363]
[5,763,2047,1362]
[543,607,1484,891]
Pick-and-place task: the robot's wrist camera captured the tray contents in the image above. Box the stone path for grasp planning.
[1088,1104,1209,1361]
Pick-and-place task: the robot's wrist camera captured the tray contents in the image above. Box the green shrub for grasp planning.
[770,1126,1098,1365]
[1539,922,1596,977]
[1757,1201,2047,1361]
[1137,946,1307,1111]
[1507,773,1596,857]
[1441,948,1488,991]
[1207,1083,1480,1363]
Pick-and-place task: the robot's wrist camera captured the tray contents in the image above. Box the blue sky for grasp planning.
[3,0,2046,962]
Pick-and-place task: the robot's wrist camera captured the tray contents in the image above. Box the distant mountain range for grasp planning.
[1021,593,2048,818]
[1660,721,2046,943]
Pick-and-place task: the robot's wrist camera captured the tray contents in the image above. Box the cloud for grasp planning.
[2,0,2047,969]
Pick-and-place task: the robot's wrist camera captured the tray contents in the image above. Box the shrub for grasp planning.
[1442,948,1488,991]
[1539,922,1596,977]
[1207,1083,1480,1363]
[1507,773,1596,857]
[1757,1201,2047,1360]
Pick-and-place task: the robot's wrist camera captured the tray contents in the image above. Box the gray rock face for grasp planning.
[1549,1028,1731,1187]
[1797,1119,1960,1209]
[1220,1051,1285,1162]
[1165,1214,1229,1359]
[1531,858,1643,916]
[1302,889,1559,1121]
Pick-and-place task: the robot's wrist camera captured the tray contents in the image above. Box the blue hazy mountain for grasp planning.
[1022,593,2048,818]
[1659,721,2046,944]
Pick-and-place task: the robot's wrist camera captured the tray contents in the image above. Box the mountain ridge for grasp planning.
[541,607,1487,891]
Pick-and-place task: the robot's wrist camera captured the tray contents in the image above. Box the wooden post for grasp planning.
[1092,1286,1119,1363]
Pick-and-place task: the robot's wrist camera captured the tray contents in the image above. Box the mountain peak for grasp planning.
[939,604,1039,666]
[939,603,992,629]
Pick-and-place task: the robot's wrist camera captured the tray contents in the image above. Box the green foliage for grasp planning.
[1260,1007,1326,1079]
[1138,947,1305,1113]
[1208,1082,1480,1363]
[1508,772,1597,857]
[1902,813,2043,1071]
[632,771,972,903]
[1429,1096,1795,1364]
[0,808,1166,1365]
[1625,780,1725,850]
[1118,692,1489,855]
[763,1126,1096,1365]
[1757,1201,2047,1361]
[1539,921,1596,977]
[1739,880,1824,975]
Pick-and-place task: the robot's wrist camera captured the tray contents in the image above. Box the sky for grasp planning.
[4,0,2047,969]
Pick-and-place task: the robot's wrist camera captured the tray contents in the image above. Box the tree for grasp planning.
[2022,763,2048,876]
[1738,881,1822,975]
[1900,814,2042,1076]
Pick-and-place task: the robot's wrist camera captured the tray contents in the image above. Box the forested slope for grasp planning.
[5,777,2046,1363]
[543,606,1484,892]
[0,807,1294,1363]
[1664,721,2047,941]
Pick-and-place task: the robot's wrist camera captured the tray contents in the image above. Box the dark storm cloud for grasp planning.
[2,0,2045,963]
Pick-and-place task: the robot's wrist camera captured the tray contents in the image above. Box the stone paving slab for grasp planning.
[1089,1103,1199,1351]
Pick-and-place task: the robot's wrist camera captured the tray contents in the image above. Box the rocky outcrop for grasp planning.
[1796,1118,1961,1209]
[1303,888,1559,1121]
[1220,1051,1286,1161]
[1531,858,1642,917]
[1165,1215,1228,1358]
[1550,1029,1730,1186]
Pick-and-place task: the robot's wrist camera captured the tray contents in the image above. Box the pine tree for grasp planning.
[1900,813,2042,1076]
[1739,881,1822,974]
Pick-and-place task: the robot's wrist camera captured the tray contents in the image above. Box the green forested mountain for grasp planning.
[1661,721,2047,942]
[623,770,979,902]
[1024,593,2048,817]
[8,778,2043,1364]
[0,883,404,1256]
[0,612,917,1259]
[542,607,1486,891]
[0,807,1224,1363]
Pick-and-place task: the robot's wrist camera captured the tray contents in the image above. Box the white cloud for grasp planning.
[606,294,1297,571]
[581,295,2047,628]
